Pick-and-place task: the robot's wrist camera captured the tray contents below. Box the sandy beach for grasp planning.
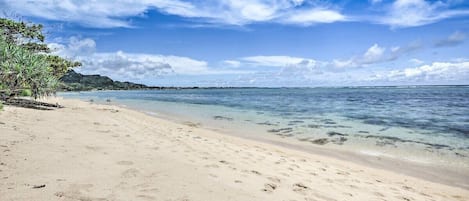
[0,97,468,201]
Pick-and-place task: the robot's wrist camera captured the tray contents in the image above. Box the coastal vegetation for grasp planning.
[0,18,80,100]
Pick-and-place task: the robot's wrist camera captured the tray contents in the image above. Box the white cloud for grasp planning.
[2,0,346,28]
[333,42,423,68]
[333,43,386,68]
[281,9,347,25]
[48,37,96,58]
[48,37,242,81]
[435,31,466,47]
[371,61,469,82]
[223,60,241,68]
[409,58,424,65]
[380,0,469,28]
[241,55,317,67]
[362,43,385,64]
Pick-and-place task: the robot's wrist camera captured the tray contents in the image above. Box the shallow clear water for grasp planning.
[60,86,469,168]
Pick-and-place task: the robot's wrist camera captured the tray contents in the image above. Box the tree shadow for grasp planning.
[2,98,63,110]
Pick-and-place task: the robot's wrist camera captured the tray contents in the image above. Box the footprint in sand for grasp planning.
[137,194,156,200]
[250,170,262,175]
[374,192,385,197]
[117,161,134,165]
[204,164,219,168]
[292,183,310,194]
[85,145,102,151]
[262,183,278,193]
[121,168,140,178]
[140,187,159,193]
[55,184,98,200]
[267,176,281,183]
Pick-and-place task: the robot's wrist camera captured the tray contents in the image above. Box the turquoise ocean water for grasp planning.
[60,86,469,169]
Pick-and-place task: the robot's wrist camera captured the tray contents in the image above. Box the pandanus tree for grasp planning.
[0,18,80,100]
[0,35,57,99]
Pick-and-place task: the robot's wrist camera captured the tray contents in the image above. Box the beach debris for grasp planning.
[213,115,234,121]
[310,138,329,145]
[3,98,63,110]
[32,184,46,189]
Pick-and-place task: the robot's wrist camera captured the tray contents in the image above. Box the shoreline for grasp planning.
[150,110,469,190]
[1,97,468,200]
[107,98,469,189]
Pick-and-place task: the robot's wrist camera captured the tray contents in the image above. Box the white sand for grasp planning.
[0,97,468,201]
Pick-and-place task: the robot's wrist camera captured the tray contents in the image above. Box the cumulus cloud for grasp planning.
[362,43,386,64]
[333,44,386,68]
[47,37,226,81]
[333,42,422,68]
[379,0,469,28]
[434,31,466,47]
[370,61,469,82]
[1,0,346,28]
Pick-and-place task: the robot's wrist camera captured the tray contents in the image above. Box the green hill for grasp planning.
[59,70,148,91]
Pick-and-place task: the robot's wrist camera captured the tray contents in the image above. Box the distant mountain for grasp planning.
[59,70,148,91]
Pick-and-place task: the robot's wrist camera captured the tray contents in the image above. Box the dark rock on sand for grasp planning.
[310,138,329,145]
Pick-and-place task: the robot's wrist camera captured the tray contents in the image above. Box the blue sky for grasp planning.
[1,0,469,87]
